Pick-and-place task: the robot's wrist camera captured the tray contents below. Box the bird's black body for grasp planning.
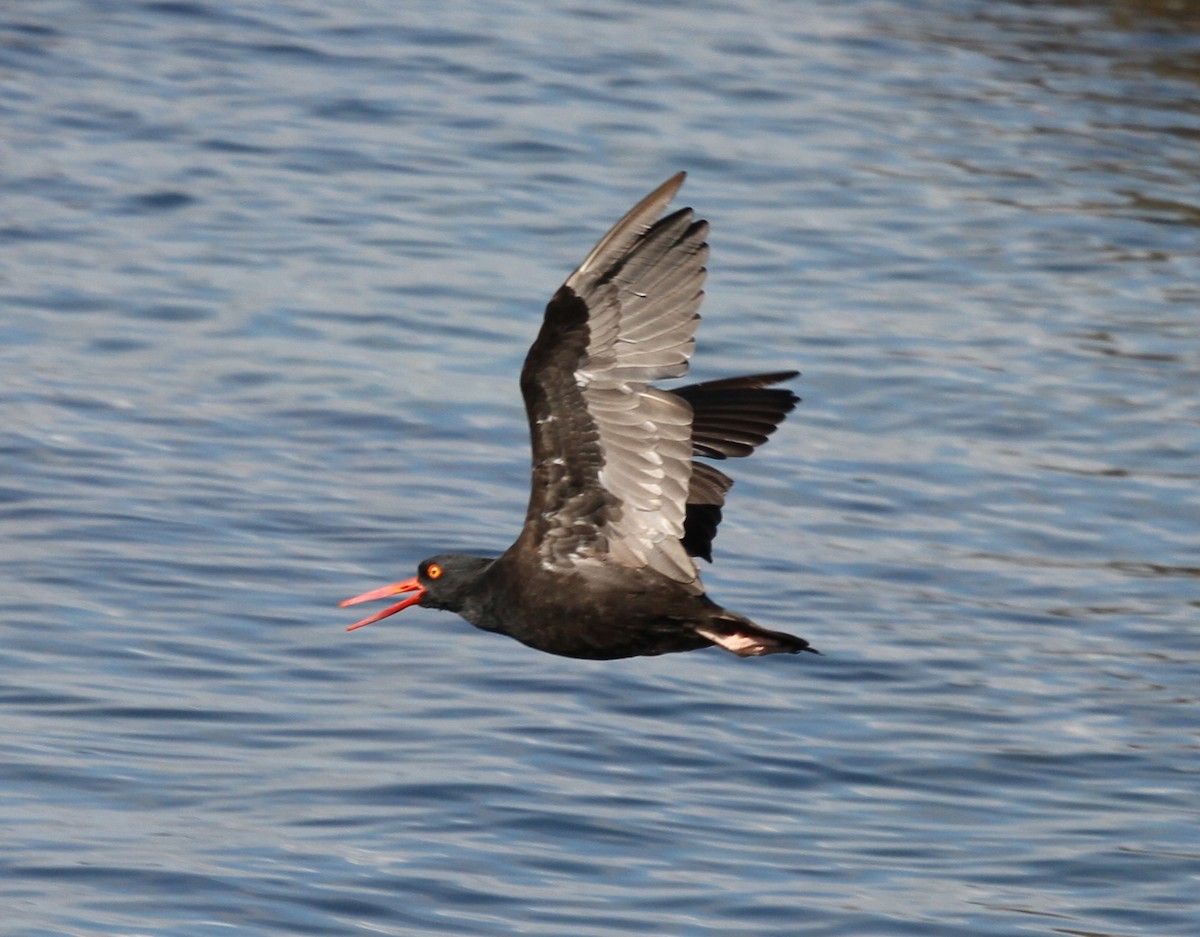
[407,551,805,660]
[343,174,813,659]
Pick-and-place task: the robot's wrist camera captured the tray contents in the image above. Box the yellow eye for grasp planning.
[426,563,443,580]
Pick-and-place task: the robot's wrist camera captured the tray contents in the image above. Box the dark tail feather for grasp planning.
[695,610,816,658]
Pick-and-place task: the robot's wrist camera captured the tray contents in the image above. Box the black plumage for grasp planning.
[342,173,812,659]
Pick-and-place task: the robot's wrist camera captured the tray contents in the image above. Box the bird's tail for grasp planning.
[695,610,815,657]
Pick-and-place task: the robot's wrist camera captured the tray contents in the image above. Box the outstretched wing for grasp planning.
[517,173,706,590]
[674,372,800,561]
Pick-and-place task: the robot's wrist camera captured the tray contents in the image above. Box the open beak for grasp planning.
[340,576,424,631]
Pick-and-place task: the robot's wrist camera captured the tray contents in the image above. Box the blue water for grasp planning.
[2,1,1198,934]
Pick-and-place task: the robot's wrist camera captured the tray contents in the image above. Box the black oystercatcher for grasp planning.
[342,173,813,659]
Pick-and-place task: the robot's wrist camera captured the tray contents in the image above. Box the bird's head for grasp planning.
[341,553,494,630]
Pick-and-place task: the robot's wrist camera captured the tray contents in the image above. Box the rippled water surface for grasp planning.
[3,1,1198,935]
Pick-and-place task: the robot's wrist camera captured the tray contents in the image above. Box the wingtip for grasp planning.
[638,171,688,211]
[567,171,691,288]
[658,170,687,201]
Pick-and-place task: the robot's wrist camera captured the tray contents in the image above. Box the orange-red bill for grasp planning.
[341,576,424,631]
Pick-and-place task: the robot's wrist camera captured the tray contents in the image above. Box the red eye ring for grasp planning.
[427,563,443,580]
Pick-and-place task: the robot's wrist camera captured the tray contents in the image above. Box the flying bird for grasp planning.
[342,173,812,659]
